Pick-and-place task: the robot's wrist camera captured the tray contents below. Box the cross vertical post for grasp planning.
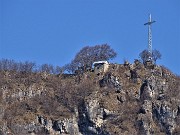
[144,14,156,60]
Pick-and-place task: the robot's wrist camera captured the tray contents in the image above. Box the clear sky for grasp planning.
[0,0,180,75]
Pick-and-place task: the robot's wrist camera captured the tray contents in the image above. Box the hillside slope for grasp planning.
[0,61,180,135]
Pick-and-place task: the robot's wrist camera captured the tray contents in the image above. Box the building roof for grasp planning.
[93,61,108,66]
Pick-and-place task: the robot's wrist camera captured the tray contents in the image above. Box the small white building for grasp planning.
[93,61,109,74]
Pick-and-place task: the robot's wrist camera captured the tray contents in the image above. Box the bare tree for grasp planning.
[0,59,67,75]
[0,59,15,71]
[39,64,54,74]
[152,49,162,63]
[139,49,161,64]
[139,50,151,64]
[54,66,64,75]
[18,61,36,73]
[0,59,36,72]
[65,44,117,73]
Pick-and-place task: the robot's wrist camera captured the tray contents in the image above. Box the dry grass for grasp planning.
[0,63,179,134]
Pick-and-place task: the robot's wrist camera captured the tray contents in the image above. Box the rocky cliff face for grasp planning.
[0,62,180,135]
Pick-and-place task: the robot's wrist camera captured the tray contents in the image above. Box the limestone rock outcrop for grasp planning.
[0,63,180,135]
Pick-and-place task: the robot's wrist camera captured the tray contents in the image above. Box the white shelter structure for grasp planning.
[93,61,109,74]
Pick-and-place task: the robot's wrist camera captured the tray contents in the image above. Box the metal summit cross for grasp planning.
[144,14,156,60]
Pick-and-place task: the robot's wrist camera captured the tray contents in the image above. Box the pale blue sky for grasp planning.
[0,0,180,74]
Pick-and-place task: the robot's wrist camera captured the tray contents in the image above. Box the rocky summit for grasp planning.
[0,61,180,135]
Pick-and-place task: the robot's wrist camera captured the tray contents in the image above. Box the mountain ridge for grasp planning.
[0,61,180,135]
